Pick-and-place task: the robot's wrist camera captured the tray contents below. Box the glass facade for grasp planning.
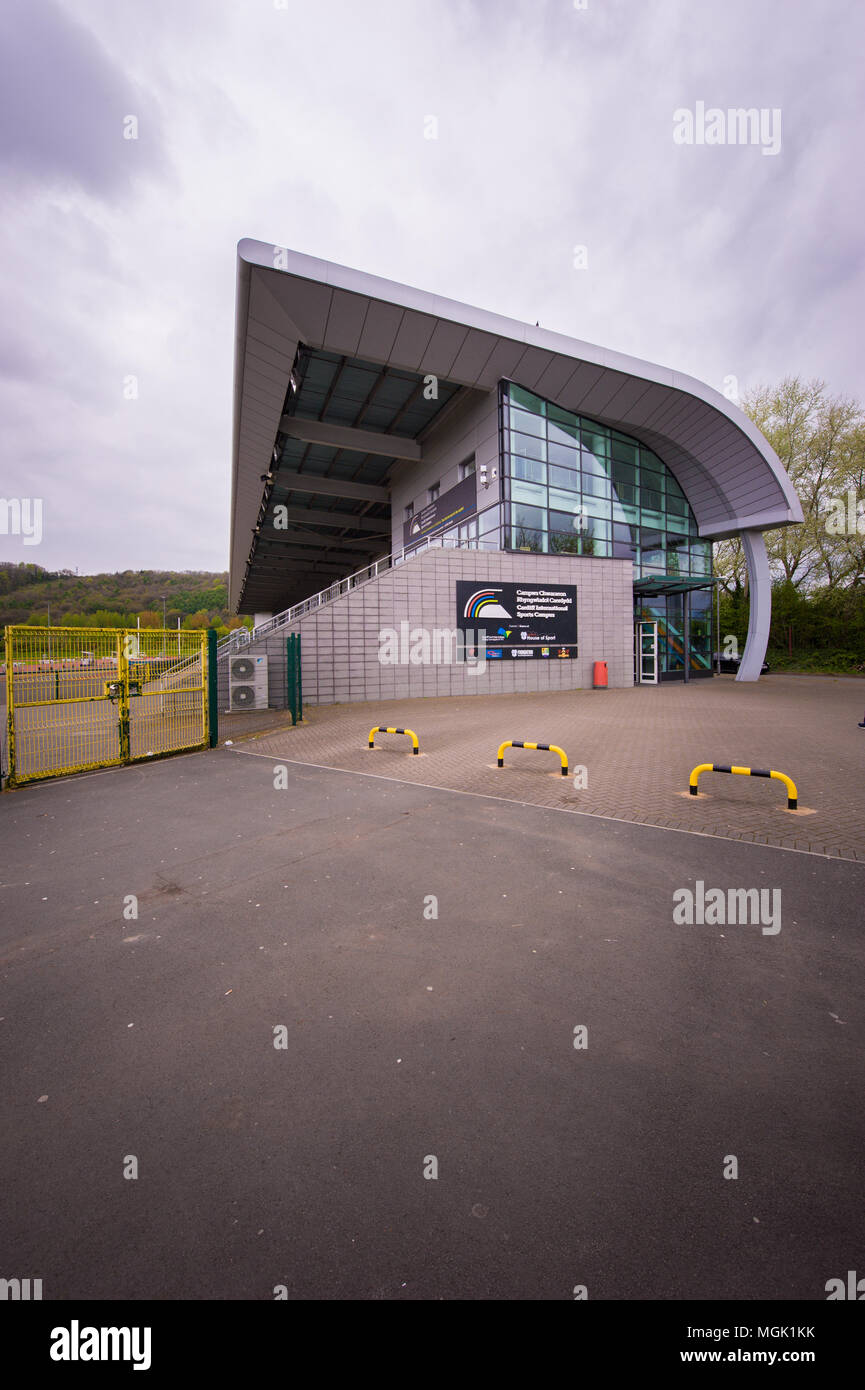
[501,382,715,680]
[396,380,716,681]
[501,382,712,578]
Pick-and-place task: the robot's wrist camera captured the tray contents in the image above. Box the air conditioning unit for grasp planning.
[229,654,269,710]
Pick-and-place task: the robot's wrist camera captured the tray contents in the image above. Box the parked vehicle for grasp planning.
[713,652,770,674]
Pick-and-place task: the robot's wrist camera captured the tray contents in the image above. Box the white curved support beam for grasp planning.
[737,529,771,681]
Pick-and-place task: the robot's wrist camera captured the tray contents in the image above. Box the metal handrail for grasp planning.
[217,515,496,660]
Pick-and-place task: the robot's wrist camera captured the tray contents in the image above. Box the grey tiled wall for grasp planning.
[219,548,634,708]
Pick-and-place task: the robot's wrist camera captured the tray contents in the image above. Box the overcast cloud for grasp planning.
[0,0,862,575]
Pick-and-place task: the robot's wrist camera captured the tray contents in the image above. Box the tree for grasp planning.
[737,378,864,590]
[182,609,211,630]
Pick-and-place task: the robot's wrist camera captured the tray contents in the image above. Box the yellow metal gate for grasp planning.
[3,627,209,787]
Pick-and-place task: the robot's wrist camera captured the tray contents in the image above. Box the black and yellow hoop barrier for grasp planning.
[368,726,420,755]
[497,740,569,777]
[689,763,798,811]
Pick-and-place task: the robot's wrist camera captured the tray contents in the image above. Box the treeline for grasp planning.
[714,378,865,671]
[720,584,865,672]
[0,564,251,640]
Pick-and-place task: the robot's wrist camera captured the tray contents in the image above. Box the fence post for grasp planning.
[117,632,131,763]
[3,626,13,788]
[207,629,218,747]
[287,634,300,725]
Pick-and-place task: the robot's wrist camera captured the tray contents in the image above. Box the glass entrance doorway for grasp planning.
[633,578,715,682]
[635,621,658,684]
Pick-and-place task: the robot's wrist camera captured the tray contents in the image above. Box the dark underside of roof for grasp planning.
[239,346,462,613]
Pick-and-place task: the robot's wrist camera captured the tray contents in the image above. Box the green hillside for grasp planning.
[0,563,249,643]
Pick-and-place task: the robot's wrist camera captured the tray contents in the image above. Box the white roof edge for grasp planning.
[236,239,803,528]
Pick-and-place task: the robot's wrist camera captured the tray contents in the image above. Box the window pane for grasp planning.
[509,407,546,438]
[548,463,579,491]
[613,481,637,506]
[581,495,611,520]
[549,508,581,534]
[611,460,636,487]
[549,486,582,512]
[640,448,664,472]
[582,471,611,498]
[611,436,638,465]
[507,384,545,413]
[690,543,711,574]
[548,420,580,449]
[581,425,609,455]
[614,502,639,524]
[512,456,546,485]
[665,534,690,574]
[511,431,546,461]
[548,440,579,467]
[512,527,546,552]
[513,503,545,530]
[512,478,546,506]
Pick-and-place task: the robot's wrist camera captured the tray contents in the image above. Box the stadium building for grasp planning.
[224,240,802,708]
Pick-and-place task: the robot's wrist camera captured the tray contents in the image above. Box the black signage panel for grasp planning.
[456,581,578,657]
[404,475,477,546]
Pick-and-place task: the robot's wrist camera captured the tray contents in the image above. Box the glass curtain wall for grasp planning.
[501,382,714,678]
[501,382,712,578]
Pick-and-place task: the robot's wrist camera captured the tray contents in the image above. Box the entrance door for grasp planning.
[635,621,658,684]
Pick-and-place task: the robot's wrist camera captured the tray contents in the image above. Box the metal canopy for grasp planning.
[633,576,720,596]
[231,240,803,613]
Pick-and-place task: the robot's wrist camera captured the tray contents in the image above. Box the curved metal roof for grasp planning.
[231,239,802,611]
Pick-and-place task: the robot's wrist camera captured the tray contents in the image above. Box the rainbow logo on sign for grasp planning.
[463,588,512,620]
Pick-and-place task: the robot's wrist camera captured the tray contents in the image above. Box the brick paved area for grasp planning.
[229,674,865,861]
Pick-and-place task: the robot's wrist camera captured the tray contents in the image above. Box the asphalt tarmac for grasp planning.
[1,746,862,1300]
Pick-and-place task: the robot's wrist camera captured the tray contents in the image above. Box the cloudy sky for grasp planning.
[0,0,861,578]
